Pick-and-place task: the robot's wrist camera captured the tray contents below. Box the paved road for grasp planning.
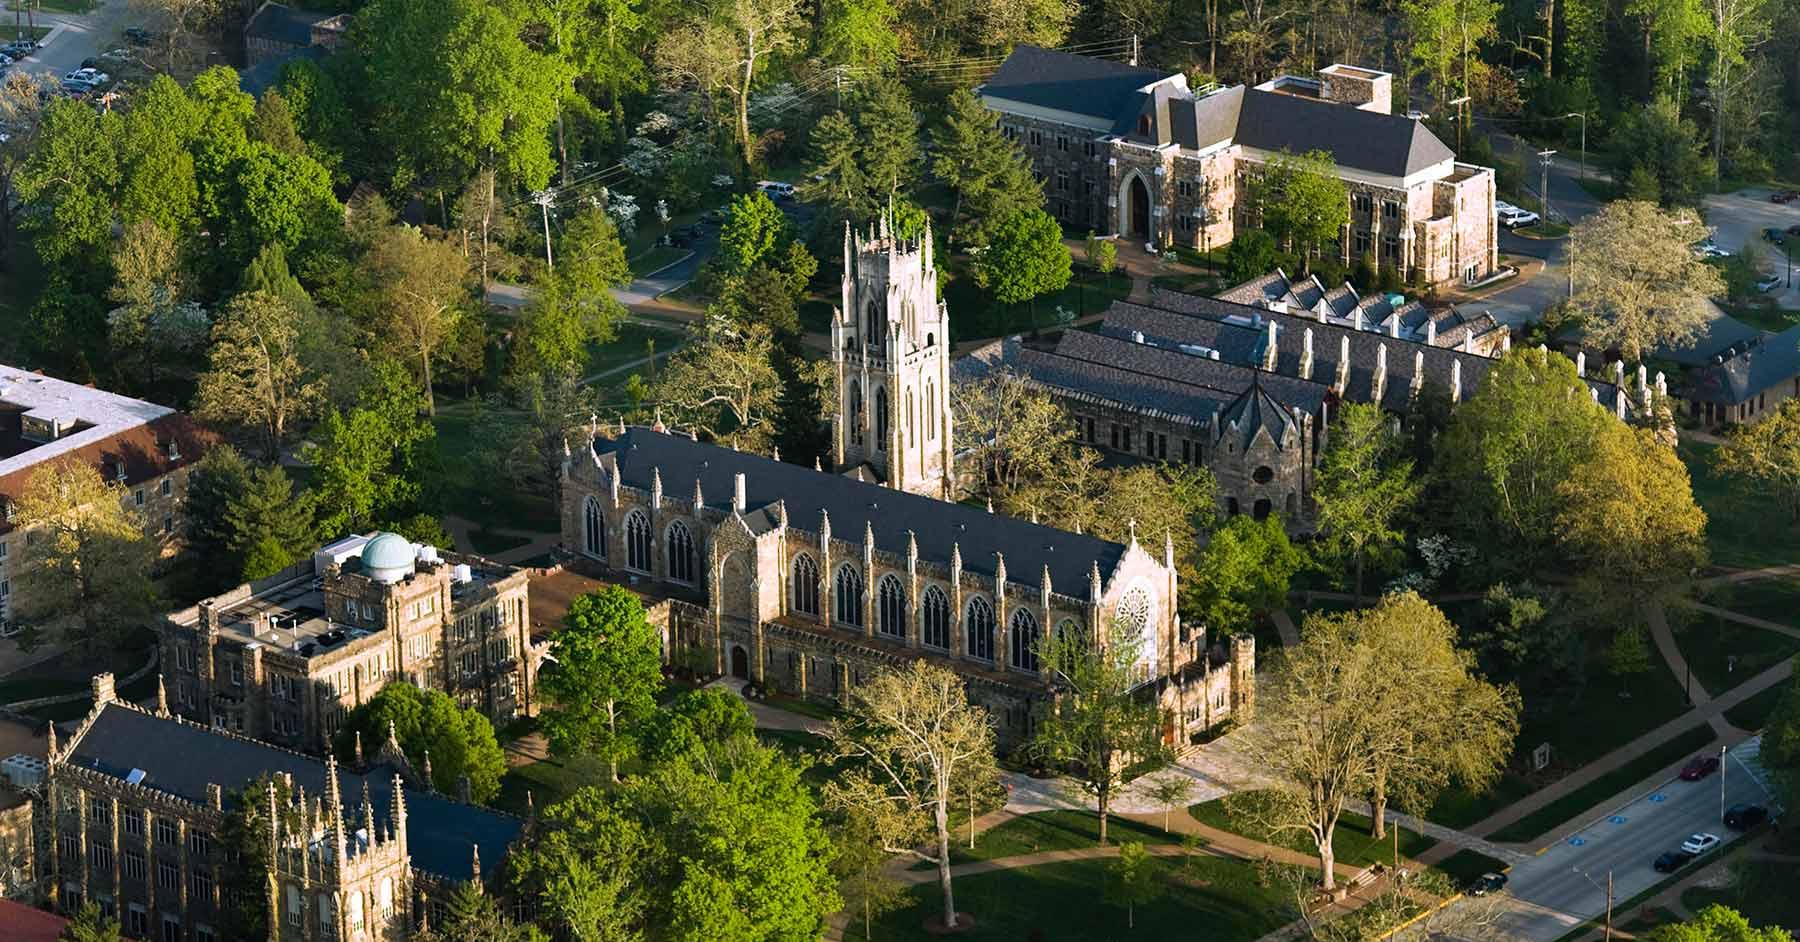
[1420,738,1776,941]
[1702,187,1800,308]
[1468,127,1603,328]
[12,0,131,87]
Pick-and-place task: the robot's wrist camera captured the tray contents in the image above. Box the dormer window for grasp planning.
[165,438,181,461]
[1136,115,1151,136]
[114,460,127,482]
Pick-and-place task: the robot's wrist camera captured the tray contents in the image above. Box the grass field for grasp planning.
[1724,680,1792,730]
[583,319,686,380]
[864,853,1295,941]
[1188,792,1438,867]
[1487,725,1717,844]
[431,397,562,536]
[465,528,532,556]
[1680,860,1800,932]
[1432,849,1510,886]
[494,751,615,816]
[1680,443,1800,571]
[1705,579,1800,629]
[1676,611,1800,696]
[942,264,1134,344]
[909,810,1181,870]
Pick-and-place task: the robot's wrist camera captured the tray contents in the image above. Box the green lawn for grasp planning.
[1425,771,1537,830]
[1723,680,1792,730]
[1187,792,1438,868]
[1675,612,1800,697]
[1487,725,1717,844]
[910,810,1181,870]
[1717,299,1800,333]
[583,320,686,380]
[1519,633,1691,769]
[863,853,1295,941]
[760,693,842,723]
[942,265,1133,344]
[494,751,615,816]
[465,528,532,556]
[431,397,562,536]
[1681,443,1800,571]
[628,245,689,276]
[1705,579,1800,629]
[1680,860,1800,932]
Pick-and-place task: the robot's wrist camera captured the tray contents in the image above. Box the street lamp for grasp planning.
[1448,96,1472,156]
[1573,867,1614,942]
[1720,744,1729,824]
[1561,112,1588,184]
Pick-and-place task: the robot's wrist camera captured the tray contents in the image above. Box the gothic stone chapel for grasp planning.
[559,213,1253,750]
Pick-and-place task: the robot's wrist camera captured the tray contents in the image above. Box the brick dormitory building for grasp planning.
[978,45,1500,289]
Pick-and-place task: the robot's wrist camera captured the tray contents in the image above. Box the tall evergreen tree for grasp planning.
[931,88,1043,245]
[225,464,318,581]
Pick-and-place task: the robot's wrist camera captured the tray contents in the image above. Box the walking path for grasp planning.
[1686,602,1800,640]
[1697,562,1800,587]
[1645,605,1733,736]
[1269,609,1301,648]
[441,515,559,566]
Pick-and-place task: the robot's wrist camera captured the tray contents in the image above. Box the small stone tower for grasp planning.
[831,208,955,500]
[267,757,413,941]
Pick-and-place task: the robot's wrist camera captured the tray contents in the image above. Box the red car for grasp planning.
[1680,755,1721,780]
[1771,190,1800,204]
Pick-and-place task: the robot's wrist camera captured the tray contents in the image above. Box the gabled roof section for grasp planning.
[981,44,1177,123]
[1682,322,1800,405]
[1218,381,1297,451]
[63,702,522,881]
[1235,89,1454,177]
[594,428,1131,591]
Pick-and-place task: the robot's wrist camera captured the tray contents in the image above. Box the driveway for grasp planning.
[1461,127,1603,328]
[12,0,134,87]
[1702,188,1800,309]
[1414,737,1776,941]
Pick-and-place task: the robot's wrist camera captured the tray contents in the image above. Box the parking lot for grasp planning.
[1704,187,1800,309]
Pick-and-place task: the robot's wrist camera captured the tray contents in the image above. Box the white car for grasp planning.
[61,68,109,91]
[1497,205,1541,229]
[1679,833,1721,855]
[1692,239,1732,259]
[1758,273,1783,293]
[756,180,797,199]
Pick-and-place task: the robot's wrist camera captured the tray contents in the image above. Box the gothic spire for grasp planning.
[324,753,347,864]
[155,674,168,715]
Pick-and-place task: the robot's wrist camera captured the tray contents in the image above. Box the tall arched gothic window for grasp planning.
[666,520,696,583]
[866,300,882,348]
[1055,618,1082,649]
[624,510,652,572]
[792,554,820,616]
[1010,609,1040,672]
[922,586,950,649]
[965,597,995,661]
[835,565,865,627]
[582,496,605,559]
[850,382,865,446]
[877,575,906,638]
[926,381,936,441]
[876,387,889,447]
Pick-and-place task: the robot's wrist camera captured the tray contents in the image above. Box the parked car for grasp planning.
[756,180,797,200]
[1498,205,1541,229]
[1772,190,1800,204]
[1469,872,1509,896]
[1787,224,1800,237]
[1,39,37,58]
[124,26,154,45]
[1653,851,1694,873]
[1679,754,1721,780]
[1765,227,1789,246]
[1692,239,1731,259]
[701,209,726,224]
[1759,274,1784,293]
[1679,833,1721,855]
[1725,803,1768,830]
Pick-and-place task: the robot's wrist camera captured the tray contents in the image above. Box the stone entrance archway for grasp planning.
[1127,175,1150,240]
[730,644,750,679]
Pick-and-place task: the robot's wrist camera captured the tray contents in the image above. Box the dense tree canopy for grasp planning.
[333,683,508,802]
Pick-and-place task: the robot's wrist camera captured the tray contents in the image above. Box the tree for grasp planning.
[1468,582,1586,711]
[1105,841,1164,930]
[414,881,542,942]
[1087,231,1118,282]
[196,291,324,459]
[1402,0,1500,103]
[974,208,1071,312]
[953,367,1078,501]
[10,460,158,659]
[654,0,804,170]
[1714,399,1800,523]
[310,361,438,539]
[1257,149,1349,270]
[1568,201,1726,363]
[1224,229,1278,282]
[355,0,561,191]
[224,464,317,582]
[801,111,868,219]
[14,99,119,272]
[510,787,649,942]
[1763,676,1800,813]
[1434,348,1612,573]
[1607,622,1653,696]
[230,145,341,259]
[1147,774,1197,832]
[334,683,507,802]
[58,903,122,942]
[538,587,665,782]
[651,318,791,451]
[1701,0,1772,178]
[518,207,631,373]
[932,88,1042,245]
[625,737,839,940]
[106,219,209,396]
[456,169,518,303]
[642,688,756,764]
[716,191,791,278]
[1555,423,1708,614]
[824,661,1000,932]
[365,226,471,416]
[1186,514,1304,631]
[131,0,228,71]
[1610,99,1714,206]
[1239,593,1518,887]
[833,810,909,941]
[1646,905,1796,942]
[852,80,919,198]
[1313,401,1418,599]
[473,369,592,513]
[216,773,299,940]
[817,0,899,69]
[1033,618,1173,846]
[251,88,305,155]
[183,447,254,594]
[0,73,49,267]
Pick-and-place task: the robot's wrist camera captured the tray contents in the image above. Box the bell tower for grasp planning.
[831,208,954,500]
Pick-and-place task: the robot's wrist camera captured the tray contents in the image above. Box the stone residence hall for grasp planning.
[978,45,1499,288]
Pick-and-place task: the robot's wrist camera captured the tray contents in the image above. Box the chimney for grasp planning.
[1450,359,1463,403]
[1373,344,1389,403]
[91,673,116,707]
[1299,328,1315,380]
[1263,321,1279,371]
[1425,319,1437,345]
[733,472,746,513]
[1576,351,1586,377]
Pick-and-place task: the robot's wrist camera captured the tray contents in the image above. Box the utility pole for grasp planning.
[1537,149,1556,224]
[1130,33,1139,66]
[533,190,557,273]
[1605,870,1613,942]
[1448,96,1471,156]
[1563,112,1588,183]
[1720,744,1728,823]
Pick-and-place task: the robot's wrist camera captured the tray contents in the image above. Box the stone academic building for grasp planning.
[978,45,1499,288]
[560,221,1253,749]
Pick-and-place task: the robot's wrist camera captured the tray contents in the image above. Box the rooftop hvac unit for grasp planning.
[0,754,46,789]
[454,564,473,584]
[125,768,148,786]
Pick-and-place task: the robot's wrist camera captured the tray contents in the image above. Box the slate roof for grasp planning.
[1219,382,1299,451]
[1682,323,1800,405]
[0,412,221,537]
[594,428,1132,591]
[1235,89,1454,177]
[980,44,1174,123]
[244,1,332,46]
[1057,326,1330,416]
[963,339,1233,425]
[1654,309,1766,368]
[64,703,522,881]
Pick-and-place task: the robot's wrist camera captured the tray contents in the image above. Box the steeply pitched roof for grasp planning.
[1235,89,1454,176]
[64,703,523,881]
[1682,322,1800,405]
[1218,382,1299,451]
[980,44,1175,123]
[594,429,1133,591]
[244,1,333,46]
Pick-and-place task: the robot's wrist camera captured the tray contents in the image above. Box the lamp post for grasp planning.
[1448,96,1472,156]
[1562,112,1588,183]
[1720,744,1729,824]
[1573,867,1614,942]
